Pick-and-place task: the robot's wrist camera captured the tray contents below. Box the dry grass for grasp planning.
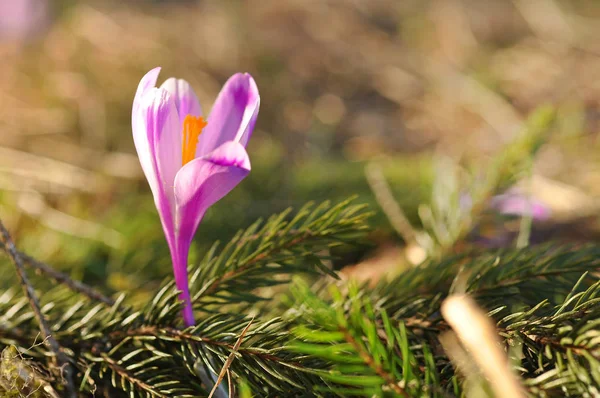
[1,0,600,299]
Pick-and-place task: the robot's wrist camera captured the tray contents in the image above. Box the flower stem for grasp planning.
[171,244,195,326]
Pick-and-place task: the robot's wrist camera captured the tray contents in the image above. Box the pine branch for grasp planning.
[100,353,168,397]
[375,243,600,323]
[290,281,445,396]
[0,241,115,307]
[0,199,374,396]
[340,326,410,397]
[4,195,600,397]
[0,219,77,398]
[496,278,600,394]
[285,243,600,397]
[106,325,303,368]
[189,199,371,309]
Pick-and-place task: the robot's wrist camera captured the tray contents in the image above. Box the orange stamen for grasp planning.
[181,115,207,166]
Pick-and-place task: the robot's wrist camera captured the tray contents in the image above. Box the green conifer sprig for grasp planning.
[2,196,600,396]
[0,199,372,397]
[498,278,600,396]
[283,244,600,397]
[188,198,370,311]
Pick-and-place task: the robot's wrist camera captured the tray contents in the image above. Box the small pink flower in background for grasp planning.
[0,0,50,41]
[461,190,551,221]
[132,68,259,326]
[490,191,550,221]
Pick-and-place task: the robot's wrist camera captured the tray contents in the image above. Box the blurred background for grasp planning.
[1,0,600,301]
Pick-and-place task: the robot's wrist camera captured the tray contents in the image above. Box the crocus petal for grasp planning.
[134,87,182,268]
[196,73,260,156]
[132,68,161,193]
[174,141,250,249]
[136,85,195,323]
[132,67,161,125]
[138,88,182,201]
[172,141,250,326]
[160,77,203,127]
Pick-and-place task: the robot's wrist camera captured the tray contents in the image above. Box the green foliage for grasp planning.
[1,189,600,396]
[416,105,556,257]
[0,199,374,397]
[4,218,600,396]
[284,244,600,397]
[189,198,370,311]
[289,281,447,397]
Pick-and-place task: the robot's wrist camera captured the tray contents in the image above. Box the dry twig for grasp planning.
[441,294,526,398]
[0,241,115,306]
[207,318,254,398]
[0,219,78,398]
[365,163,417,244]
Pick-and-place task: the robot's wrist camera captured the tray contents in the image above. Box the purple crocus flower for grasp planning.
[490,192,550,221]
[132,68,259,326]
